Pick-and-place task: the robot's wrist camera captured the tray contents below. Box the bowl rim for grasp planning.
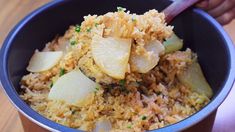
[0,0,235,132]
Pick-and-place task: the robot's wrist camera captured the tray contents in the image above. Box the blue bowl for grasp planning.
[0,0,235,131]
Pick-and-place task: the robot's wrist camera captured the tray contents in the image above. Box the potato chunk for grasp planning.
[91,36,132,79]
[27,51,63,72]
[131,40,165,73]
[177,62,213,98]
[48,70,97,104]
[163,33,183,54]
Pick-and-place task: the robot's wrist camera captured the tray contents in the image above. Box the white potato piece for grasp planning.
[131,40,165,73]
[48,70,97,104]
[27,51,63,72]
[177,62,213,98]
[163,33,183,53]
[93,118,112,132]
[91,36,132,79]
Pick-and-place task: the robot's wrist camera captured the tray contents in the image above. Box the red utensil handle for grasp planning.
[163,0,201,23]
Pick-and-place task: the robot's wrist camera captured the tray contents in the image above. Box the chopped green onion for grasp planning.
[86,27,92,32]
[119,79,126,86]
[95,23,99,27]
[70,40,77,46]
[95,86,100,91]
[127,125,132,128]
[75,25,81,33]
[94,85,101,92]
[119,79,128,93]
[50,82,53,88]
[141,115,147,120]
[59,68,65,77]
[117,6,126,12]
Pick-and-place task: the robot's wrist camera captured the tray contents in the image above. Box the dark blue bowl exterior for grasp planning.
[0,0,235,131]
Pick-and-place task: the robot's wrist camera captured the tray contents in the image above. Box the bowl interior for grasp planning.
[1,0,233,131]
[7,0,229,97]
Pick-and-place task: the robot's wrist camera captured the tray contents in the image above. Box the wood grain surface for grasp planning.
[0,1,234,132]
[0,1,51,132]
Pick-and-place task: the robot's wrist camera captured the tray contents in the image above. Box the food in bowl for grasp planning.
[20,8,213,131]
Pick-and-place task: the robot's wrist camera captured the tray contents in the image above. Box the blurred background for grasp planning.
[0,0,234,132]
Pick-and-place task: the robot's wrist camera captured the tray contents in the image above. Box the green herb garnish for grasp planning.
[50,82,53,88]
[117,6,126,12]
[86,27,92,32]
[141,115,147,120]
[119,79,128,93]
[70,40,77,46]
[95,23,99,27]
[94,85,100,93]
[119,79,126,86]
[95,86,100,91]
[75,25,81,32]
[59,68,65,77]
[127,125,132,129]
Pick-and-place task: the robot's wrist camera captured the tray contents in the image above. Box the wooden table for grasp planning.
[0,1,234,132]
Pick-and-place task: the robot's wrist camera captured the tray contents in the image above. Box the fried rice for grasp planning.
[20,9,210,132]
